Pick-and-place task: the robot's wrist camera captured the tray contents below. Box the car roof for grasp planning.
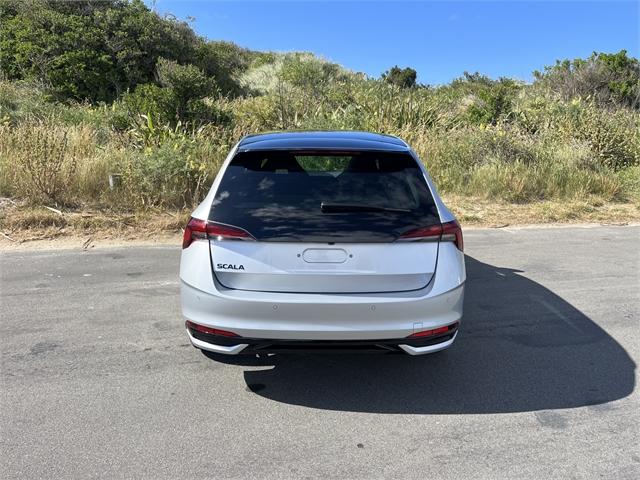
[236,131,410,152]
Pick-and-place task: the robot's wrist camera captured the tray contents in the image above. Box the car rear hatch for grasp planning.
[207,150,442,294]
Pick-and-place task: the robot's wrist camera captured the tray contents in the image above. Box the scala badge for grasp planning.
[217,263,245,270]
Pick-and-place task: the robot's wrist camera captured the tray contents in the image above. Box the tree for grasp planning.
[0,0,244,102]
[382,66,417,89]
[0,1,117,101]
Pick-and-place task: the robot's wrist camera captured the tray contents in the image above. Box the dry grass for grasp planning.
[1,80,639,245]
[0,204,190,245]
[443,195,640,226]
[2,199,638,249]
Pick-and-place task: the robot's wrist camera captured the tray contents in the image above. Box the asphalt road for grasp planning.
[1,226,639,479]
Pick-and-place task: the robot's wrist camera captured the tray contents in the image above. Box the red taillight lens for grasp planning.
[182,218,253,248]
[408,322,458,339]
[397,220,463,251]
[398,224,443,240]
[206,222,253,240]
[398,220,464,252]
[182,217,207,249]
[441,220,463,251]
[185,320,239,338]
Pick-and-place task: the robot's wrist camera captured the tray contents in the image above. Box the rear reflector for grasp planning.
[182,217,254,248]
[408,322,459,339]
[185,320,240,338]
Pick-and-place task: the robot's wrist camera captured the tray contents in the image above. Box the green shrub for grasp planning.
[561,102,639,169]
[122,83,177,126]
[382,66,417,89]
[118,120,229,208]
[410,126,626,202]
[1,42,639,213]
[534,50,640,108]
[156,58,218,106]
[0,0,209,102]
[195,41,251,96]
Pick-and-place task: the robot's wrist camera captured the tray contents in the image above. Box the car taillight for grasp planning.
[408,322,459,339]
[398,224,443,240]
[182,217,254,249]
[182,217,207,249]
[206,222,253,241]
[441,220,463,251]
[398,220,463,251]
[185,320,239,337]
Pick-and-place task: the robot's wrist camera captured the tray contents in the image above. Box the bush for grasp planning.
[195,41,251,96]
[156,58,218,102]
[119,120,229,208]
[534,50,640,108]
[121,66,228,127]
[1,0,196,101]
[445,73,522,126]
[409,126,625,202]
[0,122,78,205]
[560,101,639,169]
[382,66,417,89]
[1,43,639,213]
[0,120,120,206]
[122,83,177,126]
[184,98,232,126]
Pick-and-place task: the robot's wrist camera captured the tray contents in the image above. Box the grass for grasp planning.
[444,195,639,226]
[2,198,638,248]
[1,74,639,243]
[0,204,191,244]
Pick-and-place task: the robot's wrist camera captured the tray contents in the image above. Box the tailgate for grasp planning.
[211,240,438,293]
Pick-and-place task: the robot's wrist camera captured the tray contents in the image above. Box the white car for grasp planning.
[180,131,465,356]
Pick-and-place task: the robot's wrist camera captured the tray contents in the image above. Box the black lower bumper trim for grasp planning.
[188,325,457,354]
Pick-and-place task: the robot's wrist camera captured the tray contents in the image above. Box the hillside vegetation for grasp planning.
[1,0,639,238]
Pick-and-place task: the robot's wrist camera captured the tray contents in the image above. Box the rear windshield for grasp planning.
[209,150,440,242]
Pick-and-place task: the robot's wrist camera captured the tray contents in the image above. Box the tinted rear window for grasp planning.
[209,150,439,242]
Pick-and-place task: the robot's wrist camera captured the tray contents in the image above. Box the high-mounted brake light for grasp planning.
[182,217,254,249]
[185,320,240,338]
[398,220,463,251]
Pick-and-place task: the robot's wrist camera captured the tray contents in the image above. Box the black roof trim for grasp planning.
[237,131,410,152]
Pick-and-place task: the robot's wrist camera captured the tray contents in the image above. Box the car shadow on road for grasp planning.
[202,255,636,414]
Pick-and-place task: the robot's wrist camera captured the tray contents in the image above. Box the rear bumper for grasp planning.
[181,279,464,341]
[180,240,465,352]
[186,325,459,356]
